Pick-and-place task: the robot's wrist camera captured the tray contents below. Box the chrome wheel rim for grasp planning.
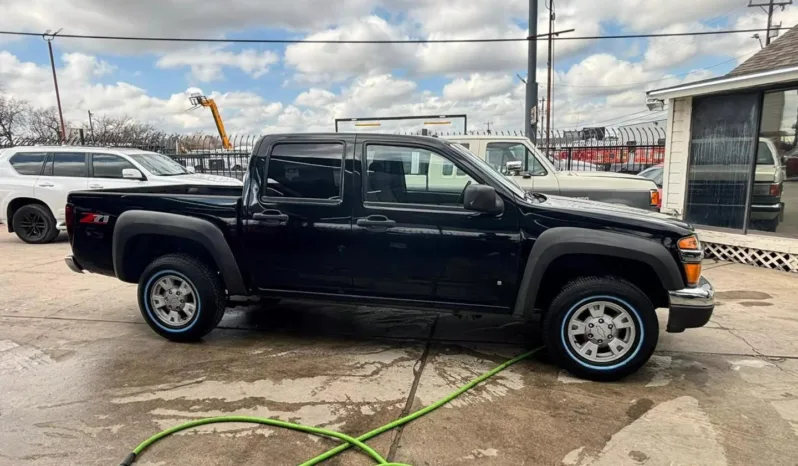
[149,274,198,327]
[566,300,637,363]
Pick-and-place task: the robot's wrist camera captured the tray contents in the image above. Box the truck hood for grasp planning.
[152,173,243,186]
[561,170,647,180]
[531,194,693,235]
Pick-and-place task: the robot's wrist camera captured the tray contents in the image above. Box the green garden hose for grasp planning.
[119,346,543,466]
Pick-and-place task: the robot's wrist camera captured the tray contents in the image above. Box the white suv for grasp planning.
[0,146,242,243]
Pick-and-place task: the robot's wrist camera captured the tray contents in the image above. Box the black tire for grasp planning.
[137,253,226,342]
[752,218,779,232]
[542,276,658,382]
[12,204,59,244]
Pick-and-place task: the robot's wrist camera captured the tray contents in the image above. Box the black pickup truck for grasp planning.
[64,133,714,380]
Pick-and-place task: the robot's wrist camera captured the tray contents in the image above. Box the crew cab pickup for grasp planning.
[445,135,661,210]
[65,133,715,381]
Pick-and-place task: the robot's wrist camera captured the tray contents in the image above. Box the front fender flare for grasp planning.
[512,227,684,317]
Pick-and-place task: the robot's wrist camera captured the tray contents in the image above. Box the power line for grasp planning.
[0,26,792,44]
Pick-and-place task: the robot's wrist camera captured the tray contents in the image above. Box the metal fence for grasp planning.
[3,126,667,178]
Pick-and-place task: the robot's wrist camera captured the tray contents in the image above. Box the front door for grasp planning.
[88,153,144,190]
[244,138,353,294]
[350,140,522,310]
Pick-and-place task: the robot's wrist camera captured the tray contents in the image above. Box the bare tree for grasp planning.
[85,114,163,142]
[0,96,29,145]
[27,107,65,140]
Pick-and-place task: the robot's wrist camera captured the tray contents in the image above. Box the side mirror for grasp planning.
[122,168,145,180]
[186,166,196,174]
[463,184,504,215]
[504,160,522,175]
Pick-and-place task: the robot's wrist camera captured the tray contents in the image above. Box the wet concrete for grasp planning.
[1,233,797,465]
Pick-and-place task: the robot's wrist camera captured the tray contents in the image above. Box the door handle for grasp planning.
[253,210,289,226]
[357,215,396,231]
[37,182,54,187]
[88,184,104,189]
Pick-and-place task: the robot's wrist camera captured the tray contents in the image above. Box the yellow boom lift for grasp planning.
[189,93,232,150]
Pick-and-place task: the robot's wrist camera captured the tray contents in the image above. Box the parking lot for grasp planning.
[1,232,797,466]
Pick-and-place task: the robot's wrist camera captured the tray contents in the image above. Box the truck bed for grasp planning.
[67,184,243,278]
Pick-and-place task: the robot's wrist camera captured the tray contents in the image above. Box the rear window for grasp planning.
[51,152,87,177]
[264,143,344,200]
[9,152,47,175]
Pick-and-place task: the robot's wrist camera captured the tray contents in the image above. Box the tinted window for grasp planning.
[756,141,775,165]
[366,145,476,205]
[9,152,47,175]
[52,152,87,177]
[92,154,136,178]
[264,143,343,199]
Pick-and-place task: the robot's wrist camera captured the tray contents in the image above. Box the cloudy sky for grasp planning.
[1,0,797,136]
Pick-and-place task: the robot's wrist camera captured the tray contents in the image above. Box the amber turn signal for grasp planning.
[677,236,699,250]
[683,262,702,287]
[650,189,660,207]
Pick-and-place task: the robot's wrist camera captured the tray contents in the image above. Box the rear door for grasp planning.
[243,137,354,294]
[89,153,144,190]
[35,152,88,225]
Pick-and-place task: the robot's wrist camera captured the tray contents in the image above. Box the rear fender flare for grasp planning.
[113,210,246,295]
[512,227,684,317]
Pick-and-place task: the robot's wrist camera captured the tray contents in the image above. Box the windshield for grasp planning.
[128,152,190,176]
[449,143,527,199]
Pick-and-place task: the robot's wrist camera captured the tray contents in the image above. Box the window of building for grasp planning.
[749,89,798,236]
[9,152,47,175]
[365,145,476,206]
[264,143,344,200]
[92,154,137,178]
[49,152,88,178]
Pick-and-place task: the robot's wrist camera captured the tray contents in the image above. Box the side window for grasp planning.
[9,152,47,175]
[365,144,476,205]
[92,154,137,178]
[264,143,343,200]
[52,152,88,177]
[485,142,547,176]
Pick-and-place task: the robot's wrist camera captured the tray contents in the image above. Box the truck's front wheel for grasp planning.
[543,277,658,381]
[137,254,226,342]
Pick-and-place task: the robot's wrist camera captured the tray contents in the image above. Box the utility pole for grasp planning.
[43,30,66,143]
[539,98,546,141]
[749,0,792,46]
[545,0,555,153]
[525,0,538,141]
[87,110,95,143]
[484,121,494,134]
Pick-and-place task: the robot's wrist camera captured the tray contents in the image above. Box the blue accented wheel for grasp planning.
[138,254,226,341]
[543,277,658,381]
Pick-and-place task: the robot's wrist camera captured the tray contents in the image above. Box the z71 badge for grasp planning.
[79,214,110,224]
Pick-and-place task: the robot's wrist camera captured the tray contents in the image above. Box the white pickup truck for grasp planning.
[445,135,661,211]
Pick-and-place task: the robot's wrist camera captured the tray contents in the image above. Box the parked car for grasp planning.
[638,163,664,210]
[64,133,714,381]
[0,146,242,244]
[445,135,660,210]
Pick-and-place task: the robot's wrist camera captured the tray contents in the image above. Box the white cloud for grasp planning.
[284,16,414,83]
[442,74,514,101]
[295,88,337,108]
[156,47,279,82]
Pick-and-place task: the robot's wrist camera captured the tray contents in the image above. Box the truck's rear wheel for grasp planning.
[138,254,226,342]
[543,277,658,381]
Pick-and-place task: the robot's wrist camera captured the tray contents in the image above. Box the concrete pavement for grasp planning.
[0,232,797,465]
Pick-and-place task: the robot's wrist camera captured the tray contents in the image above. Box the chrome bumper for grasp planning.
[65,255,84,274]
[666,276,714,333]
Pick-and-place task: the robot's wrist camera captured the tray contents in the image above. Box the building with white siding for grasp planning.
[647,26,798,272]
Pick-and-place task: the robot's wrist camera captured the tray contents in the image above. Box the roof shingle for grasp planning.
[728,25,798,77]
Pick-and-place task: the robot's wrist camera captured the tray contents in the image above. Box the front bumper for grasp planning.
[666,276,714,333]
[65,255,84,274]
